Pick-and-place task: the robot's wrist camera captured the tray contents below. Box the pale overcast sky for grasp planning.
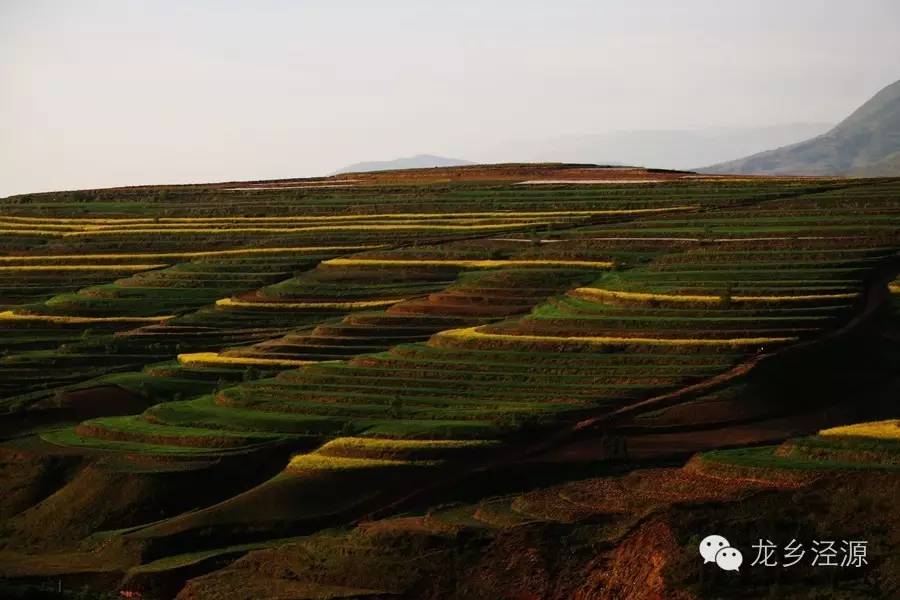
[2,0,899,196]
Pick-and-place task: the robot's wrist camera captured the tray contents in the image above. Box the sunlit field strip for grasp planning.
[288,453,432,471]
[820,420,900,440]
[0,206,697,224]
[323,259,614,269]
[319,437,495,451]
[573,287,860,304]
[78,218,566,231]
[510,236,886,243]
[177,352,319,368]
[0,229,69,236]
[436,326,797,347]
[0,246,384,263]
[1,216,153,224]
[216,297,406,309]
[0,264,168,272]
[0,311,173,324]
[0,221,85,231]
[155,205,696,219]
[0,224,542,237]
[60,223,547,236]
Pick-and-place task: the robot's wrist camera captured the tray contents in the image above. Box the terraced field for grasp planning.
[0,165,898,599]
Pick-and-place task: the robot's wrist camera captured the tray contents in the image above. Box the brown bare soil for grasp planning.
[172,469,899,600]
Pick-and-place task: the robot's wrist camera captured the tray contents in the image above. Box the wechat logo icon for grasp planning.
[700,534,743,572]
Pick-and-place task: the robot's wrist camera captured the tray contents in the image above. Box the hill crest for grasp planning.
[701,78,900,176]
[333,154,474,174]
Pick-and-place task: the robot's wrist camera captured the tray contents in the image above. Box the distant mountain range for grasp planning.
[334,154,473,174]
[701,79,900,176]
[334,125,834,177]
[334,79,900,177]
[480,123,833,171]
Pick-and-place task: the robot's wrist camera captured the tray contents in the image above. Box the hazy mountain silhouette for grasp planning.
[701,79,900,175]
[334,154,473,174]
[479,124,833,171]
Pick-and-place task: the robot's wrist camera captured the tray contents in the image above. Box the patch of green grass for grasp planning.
[40,427,228,455]
[701,445,900,471]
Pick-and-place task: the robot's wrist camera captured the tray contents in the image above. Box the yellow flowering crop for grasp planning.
[177,352,318,368]
[0,205,695,225]
[0,311,173,324]
[436,326,797,347]
[0,246,383,263]
[323,258,614,269]
[152,206,692,220]
[0,221,84,230]
[61,223,542,236]
[573,287,859,304]
[820,420,900,440]
[0,229,64,237]
[216,297,406,309]
[320,437,493,452]
[0,264,168,272]
[0,216,153,224]
[288,450,439,471]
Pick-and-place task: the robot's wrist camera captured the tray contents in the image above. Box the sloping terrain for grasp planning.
[334,154,474,174]
[702,78,900,176]
[0,164,897,599]
[493,123,833,171]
